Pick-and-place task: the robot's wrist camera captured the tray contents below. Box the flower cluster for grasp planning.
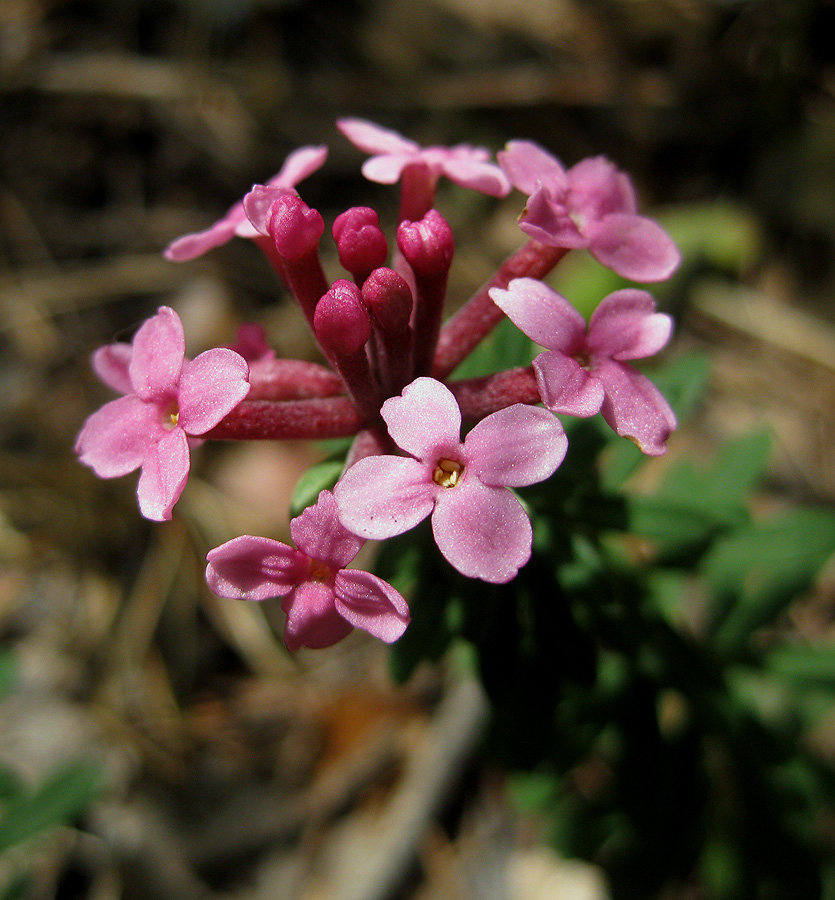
[77,118,679,650]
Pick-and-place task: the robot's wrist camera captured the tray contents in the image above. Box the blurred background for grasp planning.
[1,0,835,898]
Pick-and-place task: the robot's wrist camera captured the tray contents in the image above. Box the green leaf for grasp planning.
[764,643,835,690]
[0,761,103,853]
[704,508,835,656]
[289,458,345,518]
[624,429,771,559]
[0,872,30,900]
[0,652,17,699]
[662,202,763,274]
[0,766,24,804]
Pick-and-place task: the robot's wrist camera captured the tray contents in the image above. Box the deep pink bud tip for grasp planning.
[396,210,454,277]
[314,279,372,355]
[333,207,389,277]
[361,267,413,333]
[268,195,325,260]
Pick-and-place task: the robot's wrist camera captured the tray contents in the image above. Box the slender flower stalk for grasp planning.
[244,188,329,330]
[397,210,454,378]
[361,267,414,396]
[432,240,568,379]
[314,280,382,421]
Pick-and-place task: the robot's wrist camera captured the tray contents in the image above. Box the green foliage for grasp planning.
[0,651,104,896]
[0,761,103,855]
[378,346,835,899]
[290,457,345,517]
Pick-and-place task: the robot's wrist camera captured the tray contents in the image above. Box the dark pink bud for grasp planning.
[314,280,371,356]
[268,194,325,260]
[333,207,389,282]
[361,268,413,334]
[243,184,294,235]
[396,210,454,278]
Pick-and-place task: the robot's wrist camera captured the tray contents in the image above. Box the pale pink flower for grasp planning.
[337,118,510,197]
[163,145,328,261]
[490,278,676,455]
[76,306,250,520]
[498,141,680,282]
[334,377,567,584]
[205,491,410,651]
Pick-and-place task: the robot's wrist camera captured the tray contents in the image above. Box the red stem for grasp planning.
[448,367,541,421]
[206,396,364,441]
[432,241,568,379]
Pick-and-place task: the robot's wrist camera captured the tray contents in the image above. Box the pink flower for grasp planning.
[498,141,680,282]
[337,118,510,197]
[489,278,676,455]
[334,377,567,584]
[163,145,328,261]
[205,491,410,651]
[76,306,250,520]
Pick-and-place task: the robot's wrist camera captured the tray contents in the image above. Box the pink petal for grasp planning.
[362,154,416,184]
[272,144,328,188]
[129,307,185,403]
[206,535,309,600]
[281,582,353,651]
[587,289,673,360]
[92,343,133,394]
[290,490,364,569]
[584,213,681,282]
[337,118,420,157]
[567,156,637,219]
[334,570,410,643]
[242,184,295,236]
[489,278,586,354]
[594,359,677,455]
[177,348,250,435]
[334,455,436,540]
[533,351,605,416]
[75,395,160,478]
[498,140,567,196]
[163,217,239,262]
[136,426,190,520]
[465,404,567,488]
[518,183,587,249]
[381,377,463,462]
[431,481,532,583]
[440,154,511,197]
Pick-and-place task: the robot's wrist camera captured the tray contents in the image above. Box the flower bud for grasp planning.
[333,207,389,281]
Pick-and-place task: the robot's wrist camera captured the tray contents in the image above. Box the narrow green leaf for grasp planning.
[765,643,835,690]
[0,652,17,699]
[704,508,835,656]
[289,458,344,518]
[0,761,102,853]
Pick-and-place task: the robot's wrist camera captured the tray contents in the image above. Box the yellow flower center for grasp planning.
[432,458,463,489]
[309,560,333,583]
[164,400,180,429]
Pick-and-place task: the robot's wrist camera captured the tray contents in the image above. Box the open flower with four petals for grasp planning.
[205,490,410,651]
[338,118,510,198]
[163,145,328,261]
[334,377,567,583]
[490,278,676,455]
[75,306,250,520]
[498,141,680,282]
